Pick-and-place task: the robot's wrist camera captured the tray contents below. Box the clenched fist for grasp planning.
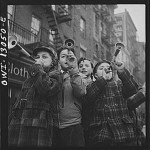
[28,64,45,77]
[113,61,125,72]
[66,54,78,70]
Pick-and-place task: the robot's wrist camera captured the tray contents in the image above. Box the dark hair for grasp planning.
[78,57,94,80]
[78,57,94,68]
[57,46,75,60]
[93,60,112,78]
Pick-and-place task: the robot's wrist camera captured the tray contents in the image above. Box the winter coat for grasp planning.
[8,64,61,147]
[82,69,140,144]
[51,68,86,129]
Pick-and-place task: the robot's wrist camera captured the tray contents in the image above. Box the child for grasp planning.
[52,46,86,147]
[8,46,60,147]
[78,57,94,86]
[78,57,94,145]
[83,59,140,146]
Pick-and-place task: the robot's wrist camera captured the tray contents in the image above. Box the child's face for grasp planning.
[95,62,113,80]
[78,60,93,77]
[59,49,75,70]
[34,51,52,68]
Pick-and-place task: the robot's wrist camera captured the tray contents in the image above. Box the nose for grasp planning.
[82,65,86,70]
[35,58,43,65]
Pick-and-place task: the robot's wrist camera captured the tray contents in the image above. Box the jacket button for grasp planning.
[31,71,35,76]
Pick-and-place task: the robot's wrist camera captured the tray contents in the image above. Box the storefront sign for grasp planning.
[8,57,32,83]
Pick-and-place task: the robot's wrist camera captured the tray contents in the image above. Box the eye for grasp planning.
[34,55,40,59]
[61,55,66,58]
[79,64,83,68]
[99,67,103,70]
[42,55,48,59]
[85,64,90,67]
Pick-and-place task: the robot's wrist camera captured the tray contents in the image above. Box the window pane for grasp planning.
[31,15,40,35]
[95,13,99,36]
[80,17,86,38]
[52,5,55,11]
[80,48,86,57]
[7,5,14,20]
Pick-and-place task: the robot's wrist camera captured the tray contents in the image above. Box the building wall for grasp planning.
[15,5,50,32]
[7,4,119,111]
[8,4,118,82]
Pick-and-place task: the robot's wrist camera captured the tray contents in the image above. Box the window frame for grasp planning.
[7,5,15,21]
[80,17,86,39]
[31,14,41,35]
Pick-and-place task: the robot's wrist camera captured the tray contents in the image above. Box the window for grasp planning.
[101,50,104,60]
[64,5,69,15]
[80,17,86,39]
[66,5,72,26]
[7,5,15,20]
[93,57,97,66]
[49,29,54,45]
[95,44,100,58]
[95,12,99,38]
[51,5,56,11]
[101,22,107,36]
[80,47,86,57]
[58,5,69,15]
[98,5,101,9]
[31,15,41,35]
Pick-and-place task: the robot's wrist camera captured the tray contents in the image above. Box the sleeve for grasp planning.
[117,68,139,99]
[34,73,61,96]
[69,67,86,98]
[127,90,145,111]
[28,65,61,96]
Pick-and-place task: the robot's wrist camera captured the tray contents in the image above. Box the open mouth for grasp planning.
[81,71,87,74]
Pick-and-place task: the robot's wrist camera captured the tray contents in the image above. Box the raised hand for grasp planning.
[66,53,78,70]
[113,61,125,72]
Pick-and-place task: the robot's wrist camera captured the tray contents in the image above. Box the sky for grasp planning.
[114,4,145,42]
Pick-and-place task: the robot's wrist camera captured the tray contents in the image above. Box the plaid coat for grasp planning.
[8,65,61,147]
[83,69,139,145]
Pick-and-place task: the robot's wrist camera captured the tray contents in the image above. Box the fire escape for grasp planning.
[42,5,72,51]
[101,5,116,47]
[100,5,117,60]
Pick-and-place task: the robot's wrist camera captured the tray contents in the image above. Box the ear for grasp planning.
[94,73,98,78]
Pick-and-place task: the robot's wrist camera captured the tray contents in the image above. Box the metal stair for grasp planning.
[42,5,72,51]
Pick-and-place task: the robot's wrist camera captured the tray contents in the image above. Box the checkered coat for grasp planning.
[83,69,140,144]
[8,65,61,147]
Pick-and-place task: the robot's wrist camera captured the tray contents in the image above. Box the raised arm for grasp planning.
[69,67,86,98]
[117,69,139,99]
[28,64,61,96]
[127,83,146,111]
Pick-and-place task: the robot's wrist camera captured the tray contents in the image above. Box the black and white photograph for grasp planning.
[0,1,149,149]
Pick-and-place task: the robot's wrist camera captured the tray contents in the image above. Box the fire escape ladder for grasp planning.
[51,8,64,50]
[43,5,72,51]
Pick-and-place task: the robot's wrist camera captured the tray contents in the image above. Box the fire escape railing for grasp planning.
[8,19,53,48]
[43,5,72,51]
